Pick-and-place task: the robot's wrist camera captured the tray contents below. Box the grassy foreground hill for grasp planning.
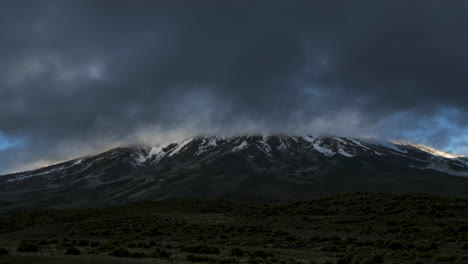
[0,192,467,264]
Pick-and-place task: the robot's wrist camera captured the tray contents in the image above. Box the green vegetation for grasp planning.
[15,241,38,252]
[64,247,81,255]
[0,192,467,263]
[0,248,8,255]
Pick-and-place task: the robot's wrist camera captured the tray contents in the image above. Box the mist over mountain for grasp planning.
[2,1,468,173]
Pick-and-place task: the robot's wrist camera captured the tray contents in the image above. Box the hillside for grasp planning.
[1,136,468,214]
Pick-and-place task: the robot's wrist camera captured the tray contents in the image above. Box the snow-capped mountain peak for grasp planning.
[1,135,468,213]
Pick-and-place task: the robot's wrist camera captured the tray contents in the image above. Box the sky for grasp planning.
[1,1,468,174]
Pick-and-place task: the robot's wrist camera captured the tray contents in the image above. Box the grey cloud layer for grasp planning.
[1,1,468,173]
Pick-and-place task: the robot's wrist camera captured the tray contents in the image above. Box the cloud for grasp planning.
[1,1,468,173]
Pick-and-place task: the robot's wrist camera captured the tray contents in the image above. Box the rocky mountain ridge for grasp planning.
[1,135,468,213]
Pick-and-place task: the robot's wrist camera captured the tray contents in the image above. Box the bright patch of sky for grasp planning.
[0,133,23,151]
[391,108,468,156]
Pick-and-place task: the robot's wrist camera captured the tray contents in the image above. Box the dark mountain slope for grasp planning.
[1,135,468,213]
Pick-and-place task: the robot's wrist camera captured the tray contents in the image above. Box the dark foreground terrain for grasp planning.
[0,193,467,264]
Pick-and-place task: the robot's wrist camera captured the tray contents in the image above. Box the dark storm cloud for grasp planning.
[1,0,468,173]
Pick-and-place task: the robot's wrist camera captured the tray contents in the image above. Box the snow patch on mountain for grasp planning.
[258,136,272,155]
[313,142,335,157]
[148,145,167,163]
[381,141,409,154]
[303,135,315,143]
[72,159,83,166]
[169,138,193,157]
[232,140,249,151]
[346,137,371,151]
[277,137,289,152]
[134,153,148,165]
[195,137,219,155]
[338,148,353,157]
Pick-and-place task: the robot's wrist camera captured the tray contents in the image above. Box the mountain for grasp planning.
[1,135,468,213]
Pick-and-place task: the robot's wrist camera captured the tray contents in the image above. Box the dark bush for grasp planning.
[90,241,100,247]
[231,248,244,257]
[17,241,38,252]
[416,245,430,252]
[310,235,320,242]
[273,230,288,237]
[388,241,404,250]
[130,252,147,258]
[336,254,354,264]
[112,247,147,258]
[127,242,136,248]
[0,248,9,255]
[158,250,171,258]
[370,255,384,263]
[77,240,89,246]
[219,258,239,264]
[65,247,81,255]
[186,254,213,262]
[48,239,59,244]
[250,250,272,259]
[435,255,457,262]
[459,225,468,232]
[182,245,220,254]
[112,247,130,257]
[364,255,384,264]
[137,242,150,248]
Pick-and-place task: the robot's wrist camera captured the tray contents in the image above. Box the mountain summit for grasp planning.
[1,135,468,213]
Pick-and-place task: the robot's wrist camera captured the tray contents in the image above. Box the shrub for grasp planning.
[230,248,244,257]
[182,245,220,254]
[112,247,130,257]
[17,241,38,252]
[77,240,89,246]
[416,245,430,252]
[130,252,147,258]
[273,230,288,237]
[112,247,147,258]
[0,248,9,255]
[65,247,81,255]
[186,254,213,262]
[371,255,384,263]
[435,255,457,262]
[219,258,239,264]
[137,242,150,248]
[337,254,354,264]
[157,250,171,258]
[90,241,100,247]
[48,239,59,244]
[250,250,272,259]
[388,241,404,250]
[365,255,384,264]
